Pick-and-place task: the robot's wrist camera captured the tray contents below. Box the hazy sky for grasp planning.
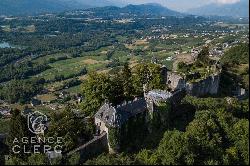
[116,0,242,11]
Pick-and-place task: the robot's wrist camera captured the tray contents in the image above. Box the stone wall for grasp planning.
[67,132,108,164]
[185,73,220,97]
[162,66,221,97]
[166,72,186,90]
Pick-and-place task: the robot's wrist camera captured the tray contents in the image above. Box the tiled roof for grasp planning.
[95,98,147,127]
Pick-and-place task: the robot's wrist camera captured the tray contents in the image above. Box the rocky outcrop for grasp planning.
[185,74,220,97]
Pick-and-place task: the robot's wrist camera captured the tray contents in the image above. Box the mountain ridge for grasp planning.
[0,0,115,16]
[87,3,182,17]
[0,1,182,17]
[187,0,249,17]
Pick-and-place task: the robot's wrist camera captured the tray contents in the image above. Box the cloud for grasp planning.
[214,0,241,4]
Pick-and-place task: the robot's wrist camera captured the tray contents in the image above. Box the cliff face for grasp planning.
[186,74,220,97]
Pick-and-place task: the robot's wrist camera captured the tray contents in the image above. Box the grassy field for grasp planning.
[66,84,82,93]
[31,35,205,82]
[34,56,109,80]
[36,93,57,102]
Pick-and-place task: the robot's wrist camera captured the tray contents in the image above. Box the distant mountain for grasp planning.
[0,0,116,16]
[188,0,249,17]
[123,3,181,16]
[0,0,81,16]
[88,3,182,17]
[0,1,182,17]
[75,0,122,7]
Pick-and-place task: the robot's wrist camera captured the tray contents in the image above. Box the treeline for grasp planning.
[0,61,49,83]
[0,78,44,103]
[0,48,28,67]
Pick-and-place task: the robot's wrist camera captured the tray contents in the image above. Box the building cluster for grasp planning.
[0,107,11,118]
[0,100,11,118]
[29,91,83,111]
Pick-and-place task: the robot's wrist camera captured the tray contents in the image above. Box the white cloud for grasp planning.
[214,0,241,4]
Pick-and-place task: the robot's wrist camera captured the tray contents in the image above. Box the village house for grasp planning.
[48,104,59,111]
[59,91,70,99]
[30,98,42,107]
[0,107,11,118]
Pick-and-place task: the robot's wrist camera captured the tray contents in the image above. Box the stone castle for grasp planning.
[68,64,221,162]
[95,89,186,152]
[94,64,221,152]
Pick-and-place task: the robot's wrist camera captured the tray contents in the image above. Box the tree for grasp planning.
[81,72,124,116]
[195,46,210,66]
[121,63,134,100]
[7,109,34,159]
[219,43,249,94]
[132,63,165,96]
[84,153,134,165]
[66,152,81,165]
[185,111,225,164]
[135,149,158,165]
[230,119,249,165]
[177,62,190,73]
[81,72,112,116]
[46,107,93,153]
[156,130,195,165]
[221,43,249,66]
[0,78,43,104]
[27,154,49,165]
[5,156,27,165]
